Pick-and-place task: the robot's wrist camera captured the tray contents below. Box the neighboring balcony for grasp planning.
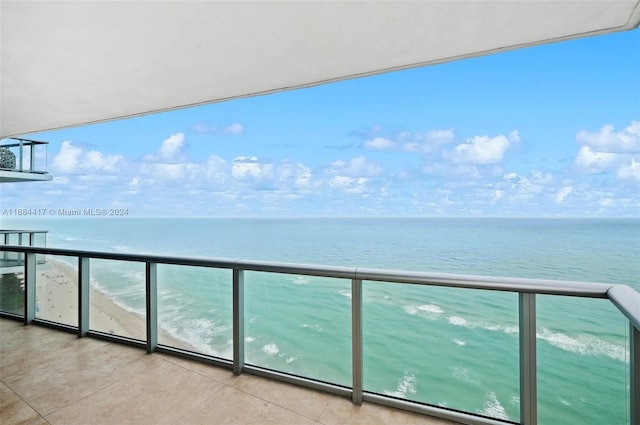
[0,138,52,183]
[0,230,48,269]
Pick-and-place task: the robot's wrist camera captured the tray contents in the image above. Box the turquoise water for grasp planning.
[4,217,639,424]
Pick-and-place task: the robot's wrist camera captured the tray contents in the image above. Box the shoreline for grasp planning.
[25,258,197,352]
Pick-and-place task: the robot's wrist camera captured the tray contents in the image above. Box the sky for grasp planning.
[2,29,640,218]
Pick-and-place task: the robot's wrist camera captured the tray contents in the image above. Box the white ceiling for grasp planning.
[1,0,639,138]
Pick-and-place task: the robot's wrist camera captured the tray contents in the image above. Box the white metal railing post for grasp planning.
[24,252,36,324]
[519,293,537,425]
[30,143,35,172]
[146,262,158,353]
[631,323,639,425]
[18,139,23,170]
[233,268,245,375]
[78,257,90,336]
[352,278,363,405]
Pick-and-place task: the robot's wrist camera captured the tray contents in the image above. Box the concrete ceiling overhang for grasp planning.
[1,1,639,139]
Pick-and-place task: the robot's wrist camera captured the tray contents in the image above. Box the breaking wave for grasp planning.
[384,371,417,398]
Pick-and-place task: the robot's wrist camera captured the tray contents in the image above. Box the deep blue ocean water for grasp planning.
[4,217,639,424]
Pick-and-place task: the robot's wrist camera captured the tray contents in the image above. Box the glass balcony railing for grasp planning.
[0,138,49,174]
[0,230,47,267]
[0,244,638,425]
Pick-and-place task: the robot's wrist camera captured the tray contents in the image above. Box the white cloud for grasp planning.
[327,156,382,177]
[159,133,185,160]
[575,145,618,173]
[232,156,274,180]
[205,155,229,183]
[363,129,455,153]
[422,163,484,179]
[52,141,123,173]
[191,121,245,135]
[53,141,82,172]
[154,163,186,179]
[364,137,396,150]
[276,161,314,189]
[329,176,369,193]
[223,123,244,135]
[555,186,573,203]
[574,121,640,181]
[576,121,640,153]
[421,129,456,144]
[617,158,640,181]
[85,150,123,171]
[451,132,518,164]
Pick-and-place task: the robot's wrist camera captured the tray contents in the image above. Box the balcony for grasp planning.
[0,318,457,425]
[0,230,48,272]
[0,138,52,183]
[0,245,638,425]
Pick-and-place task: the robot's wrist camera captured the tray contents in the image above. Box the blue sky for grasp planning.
[2,29,639,218]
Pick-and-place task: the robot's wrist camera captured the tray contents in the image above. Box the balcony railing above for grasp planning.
[0,231,48,268]
[0,244,638,425]
[0,138,52,182]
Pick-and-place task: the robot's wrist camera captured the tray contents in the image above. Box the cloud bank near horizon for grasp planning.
[3,120,638,218]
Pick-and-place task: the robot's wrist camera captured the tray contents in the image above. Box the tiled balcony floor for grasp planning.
[1,318,460,425]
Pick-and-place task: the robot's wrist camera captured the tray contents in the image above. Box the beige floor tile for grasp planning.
[157,353,235,384]
[0,317,21,329]
[0,381,41,425]
[317,397,460,425]
[26,419,50,425]
[45,356,224,425]
[1,328,109,379]
[4,340,148,416]
[175,385,318,425]
[228,373,333,420]
[2,320,461,425]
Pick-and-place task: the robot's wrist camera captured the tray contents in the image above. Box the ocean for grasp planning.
[3,217,639,424]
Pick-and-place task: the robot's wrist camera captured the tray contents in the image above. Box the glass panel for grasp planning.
[32,232,47,247]
[157,265,232,357]
[5,232,20,246]
[0,246,23,267]
[35,255,77,327]
[31,143,48,173]
[363,282,519,422]
[537,295,627,425]
[245,271,351,386]
[89,259,145,341]
[0,251,25,315]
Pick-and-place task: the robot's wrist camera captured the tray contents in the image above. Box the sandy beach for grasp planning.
[24,258,197,352]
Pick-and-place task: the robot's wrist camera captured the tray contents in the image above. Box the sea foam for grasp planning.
[262,343,280,356]
[384,372,417,398]
[536,327,627,362]
[478,392,509,420]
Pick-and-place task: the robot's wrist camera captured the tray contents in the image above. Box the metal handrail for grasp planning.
[608,285,640,330]
[0,245,617,297]
[0,244,637,425]
[0,230,49,234]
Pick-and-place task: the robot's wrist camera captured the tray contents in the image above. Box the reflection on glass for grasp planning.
[89,259,145,341]
[0,259,25,316]
[35,255,78,327]
[363,282,519,421]
[157,265,233,357]
[245,272,352,386]
[537,295,627,425]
